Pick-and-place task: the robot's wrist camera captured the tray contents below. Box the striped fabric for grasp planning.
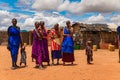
[51,29,61,51]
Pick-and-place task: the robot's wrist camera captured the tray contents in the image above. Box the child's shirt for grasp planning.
[86,46,93,56]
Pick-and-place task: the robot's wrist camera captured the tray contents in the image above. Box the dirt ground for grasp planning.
[0,46,120,80]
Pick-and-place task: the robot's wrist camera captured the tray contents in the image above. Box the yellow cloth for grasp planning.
[108,44,115,51]
[53,38,61,45]
[93,45,97,51]
[24,43,27,47]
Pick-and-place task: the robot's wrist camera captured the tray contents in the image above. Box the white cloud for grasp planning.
[1,18,11,25]
[18,0,33,5]
[110,15,120,25]
[0,10,32,30]
[0,10,11,18]
[0,10,71,30]
[0,3,12,11]
[81,0,120,13]
[23,18,35,27]
[84,14,107,24]
[32,0,63,11]
[32,0,120,14]
[58,0,82,14]
[0,10,13,30]
[57,0,70,11]
[16,0,34,8]
[23,12,71,29]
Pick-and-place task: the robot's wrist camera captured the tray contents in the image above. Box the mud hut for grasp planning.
[72,23,117,49]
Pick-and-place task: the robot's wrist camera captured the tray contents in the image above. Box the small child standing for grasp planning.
[20,44,27,66]
[85,41,93,64]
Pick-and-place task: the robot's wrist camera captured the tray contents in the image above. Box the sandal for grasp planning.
[39,66,44,70]
[11,67,16,70]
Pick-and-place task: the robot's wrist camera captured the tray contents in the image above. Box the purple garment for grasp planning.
[32,30,44,65]
[42,29,50,62]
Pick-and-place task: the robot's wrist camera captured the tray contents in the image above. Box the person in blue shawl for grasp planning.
[62,21,75,65]
[7,18,22,69]
[117,26,120,63]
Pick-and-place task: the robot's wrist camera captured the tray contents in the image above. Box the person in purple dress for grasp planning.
[32,22,44,69]
[40,21,50,66]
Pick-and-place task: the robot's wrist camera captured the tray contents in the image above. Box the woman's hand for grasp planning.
[63,34,71,37]
[43,36,47,39]
[67,34,71,36]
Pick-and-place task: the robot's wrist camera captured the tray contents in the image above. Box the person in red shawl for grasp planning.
[50,23,62,65]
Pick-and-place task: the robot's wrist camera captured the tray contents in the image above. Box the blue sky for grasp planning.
[0,0,120,30]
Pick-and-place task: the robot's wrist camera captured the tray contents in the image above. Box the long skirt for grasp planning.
[62,52,75,62]
[35,53,43,65]
[42,39,50,62]
[51,50,62,59]
[10,45,19,62]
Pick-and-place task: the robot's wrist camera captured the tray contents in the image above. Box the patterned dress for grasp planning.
[50,29,62,59]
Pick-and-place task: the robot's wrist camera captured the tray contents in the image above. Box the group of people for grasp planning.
[31,20,75,69]
[7,18,120,71]
[7,18,77,70]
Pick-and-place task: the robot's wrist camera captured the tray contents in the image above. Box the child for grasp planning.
[20,44,27,66]
[85,41,93,64]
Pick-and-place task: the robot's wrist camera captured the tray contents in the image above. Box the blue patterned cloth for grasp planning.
[117,26,120,37]
[62,27,74,53]
[51,50,62,59]
[8,26,21,62]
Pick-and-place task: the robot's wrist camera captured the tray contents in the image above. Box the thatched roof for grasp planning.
[79,24,112,32]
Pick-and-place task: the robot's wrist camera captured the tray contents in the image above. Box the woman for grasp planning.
[62,21,75,65]
[7,18,22,70]
[32,22,44,69]
[50,23,62,65]
[40,21,50,66]
[117,26,120,63]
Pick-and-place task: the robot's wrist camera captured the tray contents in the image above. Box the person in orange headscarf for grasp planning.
[50,23,62,65]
